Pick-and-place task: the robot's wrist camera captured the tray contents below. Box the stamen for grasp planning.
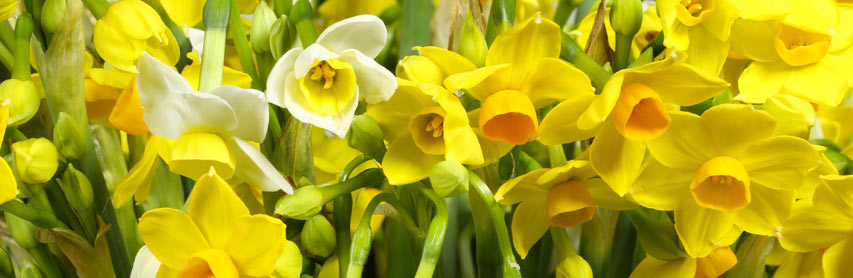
[687,3,702,15]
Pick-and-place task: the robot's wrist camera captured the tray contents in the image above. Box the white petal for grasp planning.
[227,137,294,194]
[209,85,270,142]
[317,14,387,58]
[266,48,303,108]
[294,44,340,79]
[136,53,193,99]
[130,246,161,278]
[187,28,205,57]
[339,49,397,104]
[282,72,358,138]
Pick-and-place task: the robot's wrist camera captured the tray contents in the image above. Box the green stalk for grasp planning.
[272,117,315,182]
[28,245,61,278]
[0,42,12,71]
[228,0,259,88]
[607,211,636,278]
[0,200,67,229]
[290,0,318,46]
[398,0,431,58]
[0,21,15,55]
[80,0,109,19]
[199,0,230,93]
[613,34,633,71]
[553,0,578,29]
[560,31,611,91]
[485,0,515,44]
[274,0,292,17]
[347,192,420,278]
[12,13,33,80]
[468,172,522,278]
[580,208,619,277]
[550,226,580,260]
[318,168,383,200]
[724,235,773,278]
[547,144,569,168]
[334,155,368,278]
[147,0,192,70]
[412,184,447,278]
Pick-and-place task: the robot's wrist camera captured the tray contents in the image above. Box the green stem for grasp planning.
[80,0,109,19]
[27,246,61,278]
[485,0,515,44]
[0,21,15,55]
[333,155,368,278]
[290,0,318,46]
[346,192,420,278]
[553,0,578,29]
[607,211,636,278]
[468,172,522,278]
[547,144,569,168]
[550,226,580,260]
[724,235,773,278]
[613,34,632,71]
[274,0,292,17]
[0,200,67,229]
[0,39,12,71]
[560,31,611,92]
[412,184,448,278]
[228,0,259,88]
[199,0,230,92]
[318,168,383,201]
[398,0,431,58]
[12,13,33,80]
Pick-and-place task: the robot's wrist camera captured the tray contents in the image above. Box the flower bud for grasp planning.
[347,115,386,160]
[269,15,297,60]
[610,0,643,37]
[429,160,469,197]
[5,210,38,249]
[13,138,59,184]
[0,79,40,126]
[41,0,66,33]
[275,185,324,219]
[457,11,488,67]
[53,112,86,159]
[59,164,94,212]
[301,214,337,257]
[20,261,44,278]
[251,3,276,54]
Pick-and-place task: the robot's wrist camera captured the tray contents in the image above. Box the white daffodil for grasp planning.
[266,15,397,137]
[136,53,293,194]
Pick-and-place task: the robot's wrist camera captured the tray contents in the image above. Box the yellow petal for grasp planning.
[699,0,739,41]
[187,169,250,249]
[629,257,696,278]
[735,61,791,104]
[701,104,775,157]
[486,14,560,87]
[764,94,816,137]
[779,205,853,252]
[538,94,599,145]
[520,58,594,108]
[109,76,150,136]
[740,136,818,190]
[823,237,853,278]
[139,208,210,270]
[113,136,166,207]
[511,197,550,259]
[443,64,511,101]
[427,84,484,165]
[773,250,824,278]
[273,240,303,278]
[732,185,793,235]
[685,26,729,74]
[366,79,433,143]
[674,198,735,258]
[473,129,515,168]
[160,0,205,27]
[647,111,716,168]
[226,215,287,276]
[586,177,639,211]
[629,61,729,107]
[729,19,783,63]
[783,57,849,106]
[169,133,236,180]
[0,159,16,204]
[589,123,646,196]
[179,248,239,277]
[782,0,838,35]
[695,246,737,278]
[632,159,693,211]
[546,181,596,227]
[415,46,478,75]
[578,74,622,130]
[350,188,386,235]
[382,134,444,185]
[396,55,444,85]
[93,21,145,73]
[734,0,792,20]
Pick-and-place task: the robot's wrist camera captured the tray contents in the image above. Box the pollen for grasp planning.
[310,61,337,89]
[424,114,445,137]
[681,0,703,16]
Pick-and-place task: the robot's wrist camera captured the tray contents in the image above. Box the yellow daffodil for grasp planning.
[138,169,288,277]
[318,0,396,25]
[93,0,180,73]
[445,14,594,145]
[733,1,853,106]
[311,127,380,185]
[494,160,634,258]
[633,104,818,258]
[136,53,292,194]
[630,246,737,278]
[574,5,663,56]
[109,75,150,136]
[0,101,16,204]
[267,15,397,137]
[658,0,739,74]
[112,135,171,207]
[779,175,853,278]
[538,55,728,195]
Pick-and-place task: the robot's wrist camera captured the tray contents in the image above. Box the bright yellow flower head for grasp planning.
[733,1,853,106]
[93,0,180,73]
[634,104,819,257]
[538,55,728,195]
[445,14,595,145]
[658,0,739,74]
[138,169,288,277]
[779,175,853,277]
[631,246,737,278]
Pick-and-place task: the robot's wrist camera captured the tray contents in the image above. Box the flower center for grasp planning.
[611,83,671,142]
[179,249,238,278]
[676,0,714,26]
[409,106,447,155]
[309,61,337,89]
[690,156,751,213]
[774,23,832,67]
[546,180,596,227]
[424,114,444,138]
[479,90,538,145]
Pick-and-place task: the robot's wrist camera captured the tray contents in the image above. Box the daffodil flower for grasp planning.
[632,104,818,258]
[538,55,728,195]
[0,100,17,204]
[494,160,635,258]
[267,15,397,138]
[136,53,292,194]
[778,175,853,278]
[93,0,180,73]
[658,0,739,74]
[445,14,595,146]
[630,246,737,278]
[138,169,288,277]
[733,1,853,106]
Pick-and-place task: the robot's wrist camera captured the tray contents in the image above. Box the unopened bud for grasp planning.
[53,112,86,159]
[347,115,385,160]
[301,214,337,257]
[0,79,40,126]
[251,3,276,54]
[41,0,66,33]
[269,15,297,60]
[13,138,59,184]
[396,55,443,84]
[275,185,324,219]
[59,164,94,212]
[429,160,469,197]
[457,12,487,67]
[610,0,643,37]
[6,210,38,249]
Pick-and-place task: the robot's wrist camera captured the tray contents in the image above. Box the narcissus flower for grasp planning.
[630,246,737,278]
[93,0,180,73]
[494,160,634,258]
[538,55,728,195]
[658,0,739,73]
[136,53,292,194]
[0,101,17,204]
[267,15,396,137]
[445,14,595,145]
[733,0,853,106]
[634,104,819,257]
[138,169,288,277]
